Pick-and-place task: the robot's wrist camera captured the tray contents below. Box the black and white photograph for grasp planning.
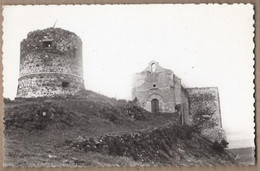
[2,4,255,167]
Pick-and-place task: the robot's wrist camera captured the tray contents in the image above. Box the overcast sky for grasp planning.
[3,4,254,148]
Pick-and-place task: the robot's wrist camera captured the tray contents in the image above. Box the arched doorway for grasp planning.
[151,98,159,113]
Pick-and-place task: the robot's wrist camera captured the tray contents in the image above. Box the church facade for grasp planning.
[132,61,222,127]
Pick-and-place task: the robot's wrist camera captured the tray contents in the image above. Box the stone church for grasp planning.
[132,60,223,127]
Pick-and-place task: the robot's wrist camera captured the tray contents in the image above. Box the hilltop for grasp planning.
[4,90,237,167]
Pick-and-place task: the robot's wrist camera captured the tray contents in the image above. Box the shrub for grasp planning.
[221,138,229,148]
[212,139,229,152]
[212,141,224,152]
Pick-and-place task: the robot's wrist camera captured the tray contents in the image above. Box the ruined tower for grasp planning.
[17,28,84,97]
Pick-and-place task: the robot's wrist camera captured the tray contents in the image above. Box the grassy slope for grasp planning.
[4,90,236,167]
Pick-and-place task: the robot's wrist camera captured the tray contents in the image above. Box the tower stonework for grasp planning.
[17,28,84,98]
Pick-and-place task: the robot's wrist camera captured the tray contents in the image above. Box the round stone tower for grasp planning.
[17,27,84,97]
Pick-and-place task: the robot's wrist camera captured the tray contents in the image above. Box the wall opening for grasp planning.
[62,81,70,88]
[42,41,53,48]
[151,63,156,72]
[151,98,159,113]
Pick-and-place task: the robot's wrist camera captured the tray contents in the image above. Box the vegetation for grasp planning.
[4,90,236,166]
[212,139,229,152]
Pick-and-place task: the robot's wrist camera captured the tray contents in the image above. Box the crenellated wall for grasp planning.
[17,28,84,98]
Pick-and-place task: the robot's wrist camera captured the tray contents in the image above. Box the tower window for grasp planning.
[153,84,156,87]
[42,41,53,48]
[62,81,69,88]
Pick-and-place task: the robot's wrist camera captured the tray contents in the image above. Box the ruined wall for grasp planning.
[132,61,223,132]
[186,87,225,141]
[70,124,236,165]
[174,76,182,105]
[181,87,191,125]
[17,28,84,97]
[186,87,222,128]
[132,61,176,113]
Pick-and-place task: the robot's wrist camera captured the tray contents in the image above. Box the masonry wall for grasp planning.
[174,76,182,105]
[132,65,176,113]
[17,74,84,97]
[132,61,223,139]
[186,87,222,128]
[17,28,84,98]
[181,87,191,125]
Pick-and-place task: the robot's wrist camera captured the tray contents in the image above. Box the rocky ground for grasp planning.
[4,90,237,167]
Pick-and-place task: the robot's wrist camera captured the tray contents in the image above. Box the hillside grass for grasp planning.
[4,90,237,167]
[4,92,180,167]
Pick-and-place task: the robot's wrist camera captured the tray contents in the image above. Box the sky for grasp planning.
[2,4,255,148]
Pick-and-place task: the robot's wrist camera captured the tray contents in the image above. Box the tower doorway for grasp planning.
[151,98,159,113]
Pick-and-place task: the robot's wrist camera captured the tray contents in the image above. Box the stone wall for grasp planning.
[181,87,191,124]
[17,28,84,98]
[131,61,222,129]
[69,123,236,165]
[132,61,176,113]
[173,76,182,105]
[20,52,83,77]
[186,87,222,128]
[17,73,84,97]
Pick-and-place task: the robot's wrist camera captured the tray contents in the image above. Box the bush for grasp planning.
[221,138,229,148]
[4,102,75,131]
[212,139,229,152]
[3,98,13,104]
[184,126,194,139]
[212,141,224,152]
